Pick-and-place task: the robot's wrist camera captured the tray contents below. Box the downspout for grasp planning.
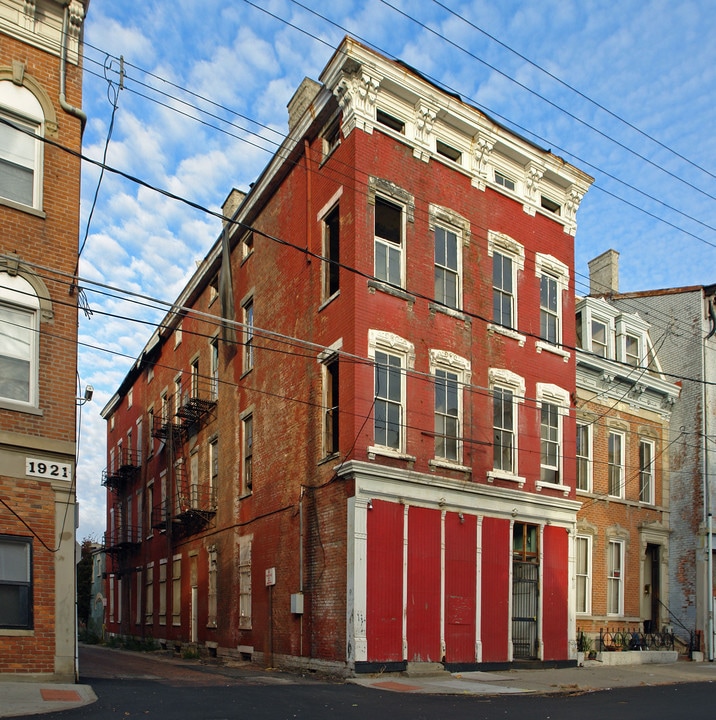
[299,487,304,657]
[704,298,713,660]
[60,2,87,134]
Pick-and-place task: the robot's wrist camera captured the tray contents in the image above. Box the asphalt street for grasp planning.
[4,645,716,719]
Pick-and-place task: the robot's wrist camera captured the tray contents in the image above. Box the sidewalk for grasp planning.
[2,658,716,717]
[0,682,96,718]
[349,658,716,695]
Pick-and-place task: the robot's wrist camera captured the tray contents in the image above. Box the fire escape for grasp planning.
[102,447,141,575]
[151,374,217,540]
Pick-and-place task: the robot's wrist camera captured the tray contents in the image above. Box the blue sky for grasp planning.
[75,0,716,540]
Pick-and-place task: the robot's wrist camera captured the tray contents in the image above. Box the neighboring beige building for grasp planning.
[575,254,680,647]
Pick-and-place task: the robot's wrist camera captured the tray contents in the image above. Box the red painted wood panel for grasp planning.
[407,506,442,662]
[542,525,568,661]
[366,500,404,662]
[445,512,477,663]
[481,516,510,662]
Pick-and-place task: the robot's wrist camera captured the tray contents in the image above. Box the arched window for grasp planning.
[0,80,44,209]
[0,272,39,406]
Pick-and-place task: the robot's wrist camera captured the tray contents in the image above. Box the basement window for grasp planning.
[540,196,561,215]
[376,109,405,134]
[436,140,461,163]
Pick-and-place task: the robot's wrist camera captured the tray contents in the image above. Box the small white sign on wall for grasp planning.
[265,567,276,586]
[26,458,72,480]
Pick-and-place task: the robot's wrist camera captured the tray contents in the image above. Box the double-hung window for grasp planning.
[368,330,414,456]
[488,368,525,481]
[535,254,569,349]
[434,368,459,461]
[493,252,514,328]
[607,539,624,616]
[625,334,640,367]
[374,196,403,287]
[322,354,340,457]
[536,384,570,488]
[0,273,40,407]
[243,298,254,373]
[0,81,45,210]
[242,414,253,494]
[576,422,592,492]
[374,351,402,450]
[430,204,469,312]
[430,350,471,466]
[0,536,32,629]
[493,386,514,472]
[639,439,655,504]
[608,431,625,498]
[434,225,459,309]
[591,319,608,357]
[540,403,560,483]
[540,274,558,344]
[322,203,340,299]
[575,535,591,615]
[488,231,524,335]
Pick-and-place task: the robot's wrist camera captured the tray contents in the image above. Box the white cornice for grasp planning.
[321,38,593,235]
[0,0,86,64]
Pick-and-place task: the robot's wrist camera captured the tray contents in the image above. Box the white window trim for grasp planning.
[367,329,415,459]
[429,349,471,469]
[368,177,414,291]
[576,421,593,493]
[318,187,343,302]
[487,367,525,486]
[429,204,470,311]
[608,430,626,499]
[575,534,592,616]
[0,274,40,409]
[487,230,525,341]
[535,252,570,359]
[535,383,570,495]
[615,316,650,368]
[639,438,656,505]
[607,539,625,616]
[0,81,45,212]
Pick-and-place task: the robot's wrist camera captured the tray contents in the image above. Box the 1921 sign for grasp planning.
[26,458,72,480]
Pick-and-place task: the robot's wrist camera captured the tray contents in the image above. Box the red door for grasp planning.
[445,512,477,663]
[406,506,441,662]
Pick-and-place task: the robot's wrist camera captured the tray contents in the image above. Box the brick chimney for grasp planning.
[588,249,619,296]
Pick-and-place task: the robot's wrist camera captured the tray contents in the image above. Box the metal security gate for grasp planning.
[512,561,539,659]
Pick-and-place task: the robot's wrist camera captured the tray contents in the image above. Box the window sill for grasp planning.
[0,196,46,218]
[318,290,340,312]
[0,399,42,415]
[429,302,471,324]
[367,445,416,463]
[318,452,340,466]
[429,458,471,473]
[367,279,415,303]
[0,628,34,636]
[240,249,254,267]
[487,470,525,488]
[487,323,526,347]
[536,480,571,497]
[535,340,571,362]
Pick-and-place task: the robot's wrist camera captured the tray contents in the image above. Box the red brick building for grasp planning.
[0,0,88,681]
[575,252,680,651]
[102,38,592,672]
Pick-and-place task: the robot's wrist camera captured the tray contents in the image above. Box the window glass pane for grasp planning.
[375,197,401,244]
[0,541,29,581]
[0,304,32,402]
[0,120,35,206]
